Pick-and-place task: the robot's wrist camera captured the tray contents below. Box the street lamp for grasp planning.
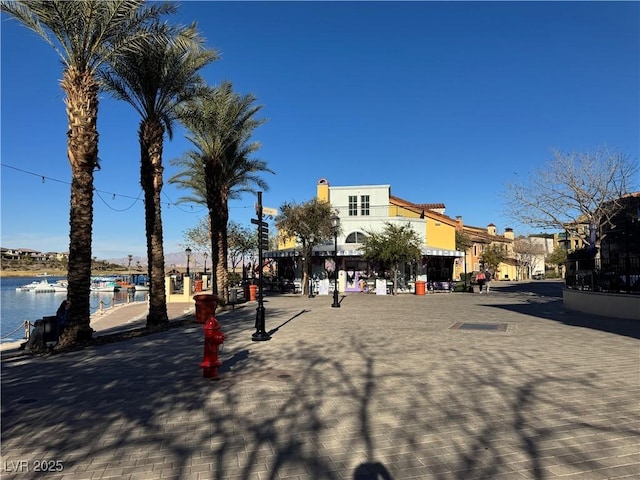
[185,247,192,276]
[203,252,208,274]
[331,214,340,308]
[463,250,468,293]
[127,254,133,283]
[308,234,315,298]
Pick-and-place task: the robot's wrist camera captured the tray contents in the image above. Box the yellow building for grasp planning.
[271,179,463,293]
[458,221,517,281]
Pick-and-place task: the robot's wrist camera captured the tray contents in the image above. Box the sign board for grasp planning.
[260,221,269,245]
[262,206,278,216]
[318,279,330,295]
[250,218,268,227]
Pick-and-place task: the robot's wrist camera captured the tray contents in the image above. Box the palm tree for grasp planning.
[169,83,272,302]
[99,24,218,326]
[1,0,176,346]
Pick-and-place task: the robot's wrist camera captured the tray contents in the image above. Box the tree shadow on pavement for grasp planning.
[2,295,638,480]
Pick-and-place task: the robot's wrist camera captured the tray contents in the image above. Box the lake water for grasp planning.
[0,276,148,344]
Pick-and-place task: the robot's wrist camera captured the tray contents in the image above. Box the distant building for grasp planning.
[456,221,517,280]
[1,247,68,262]
[599,192,640,264]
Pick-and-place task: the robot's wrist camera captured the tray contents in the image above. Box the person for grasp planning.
[484,269,492,293]
[476,270,486,293]
[358,277,367,293]
[22,300,68,352]
[22,320,44,352]
[56,300,68,330]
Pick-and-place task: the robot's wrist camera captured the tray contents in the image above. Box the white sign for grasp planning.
[262,206,278,216]
[375,279,387,295]
[318,279,330,295]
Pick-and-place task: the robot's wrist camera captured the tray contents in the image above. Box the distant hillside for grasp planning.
[1,250,207,275]
[107,251,210,270]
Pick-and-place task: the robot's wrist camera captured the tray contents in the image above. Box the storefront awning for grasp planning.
[421,246,464,257]
[263,247,363,257]
[265,246,464,258]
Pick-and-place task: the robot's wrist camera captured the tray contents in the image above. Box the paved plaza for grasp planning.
[1,281,639,480]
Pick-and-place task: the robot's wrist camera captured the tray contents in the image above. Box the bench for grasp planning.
[427,281,454,293]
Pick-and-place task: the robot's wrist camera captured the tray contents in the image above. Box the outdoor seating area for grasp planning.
[427,281,455,293]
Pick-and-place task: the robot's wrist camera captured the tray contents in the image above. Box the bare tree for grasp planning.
[227,221,257,275]
[480,244,507,278]
[504,147,638,255]
[276,199,336,296]
[513,236,546,280]
[183,217,211,254]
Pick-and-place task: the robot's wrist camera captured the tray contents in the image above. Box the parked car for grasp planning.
[532,273,546,280]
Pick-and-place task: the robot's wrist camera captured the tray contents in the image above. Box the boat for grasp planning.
[16,280,45,291]
[16,278,67,293]
[52,280,68,293]
[116,273,149,291]
[133,275,150,291]
[90,277,119,292]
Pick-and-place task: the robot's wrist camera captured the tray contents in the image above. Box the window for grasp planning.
[345,232,368,243]
[473,245,478,256]
[360,195,370,216]
[349,196,358,216]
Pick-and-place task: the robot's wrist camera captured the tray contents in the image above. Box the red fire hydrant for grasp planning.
[200,315,225,378]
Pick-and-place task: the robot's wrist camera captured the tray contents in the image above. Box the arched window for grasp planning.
[345,232,368,243]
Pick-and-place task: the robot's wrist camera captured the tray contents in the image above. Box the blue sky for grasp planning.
[1,1,638,260]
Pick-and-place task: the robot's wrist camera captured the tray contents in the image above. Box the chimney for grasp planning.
[487,223,496,236]
[504,227,514,240]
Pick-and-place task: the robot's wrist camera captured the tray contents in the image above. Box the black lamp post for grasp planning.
[127,254,133,283]
[185,247,192,276]
[331,214,340,308]
[308,235,315,298]
[203,251,208,274]
[463,250,468,292]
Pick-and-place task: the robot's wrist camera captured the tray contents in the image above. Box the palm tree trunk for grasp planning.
[211,218,226,299]
[215,231,225,300]
[208,210,220,296]
[204,163,224,296]
[219,198,230,302]
[140,120,169,326]
[58,68,99,347]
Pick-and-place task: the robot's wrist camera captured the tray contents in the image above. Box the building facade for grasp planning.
[270,179,463,293]
[457,221,517,281]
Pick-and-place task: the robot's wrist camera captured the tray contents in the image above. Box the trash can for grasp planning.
[194,280,203,292]
[415,280,426,296]
[249,284,258,301]
[229,288,238,303]
[193,294,217,324]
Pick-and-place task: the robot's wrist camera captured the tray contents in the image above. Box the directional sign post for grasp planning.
[251,192,271,342]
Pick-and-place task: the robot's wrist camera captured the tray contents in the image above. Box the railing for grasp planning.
[565,257,640,294]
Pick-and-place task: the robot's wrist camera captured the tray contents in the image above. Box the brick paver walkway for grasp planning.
[1,281,638,479]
